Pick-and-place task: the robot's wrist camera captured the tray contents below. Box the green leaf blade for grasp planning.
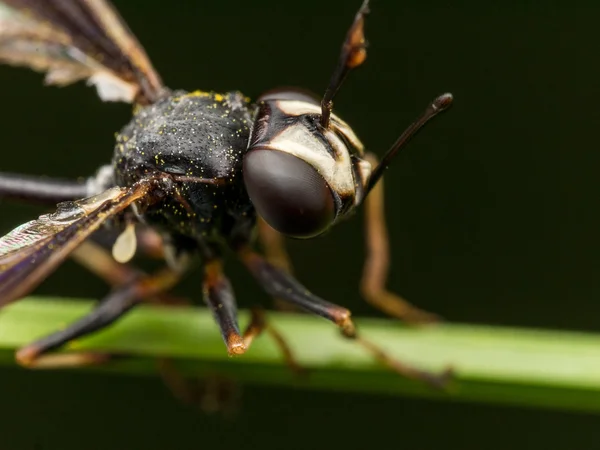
[2,297,600,414]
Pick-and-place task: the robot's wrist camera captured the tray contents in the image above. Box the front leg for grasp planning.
[361,152,441,324]
[238,247,451,389]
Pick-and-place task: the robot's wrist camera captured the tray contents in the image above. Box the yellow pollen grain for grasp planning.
[173,90,212,102]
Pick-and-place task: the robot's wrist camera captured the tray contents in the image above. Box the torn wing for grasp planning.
[0,0,166,104]
[0,182,153,307]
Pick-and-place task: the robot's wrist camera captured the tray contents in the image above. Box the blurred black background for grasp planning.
[0,0,599,448]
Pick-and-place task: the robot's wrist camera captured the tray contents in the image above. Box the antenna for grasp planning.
[320,0,370,129]
[365,93,454,195]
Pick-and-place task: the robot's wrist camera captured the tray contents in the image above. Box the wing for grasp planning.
[0,181,153,306]
[0,0,166,104]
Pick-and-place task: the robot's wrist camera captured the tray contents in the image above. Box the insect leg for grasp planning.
[86,225,167,262]
[256,217,302,314]
[360,152,441,324]
[203,258,304,372]
[71,240,187,306]
[0,172,89,204]
[156,299,301,413]
[246,307,306,375]
[71,241,139,286]
[72,241,239,411]
[16,267,182,368]
[136,227,168,260]
[257,217,294,274]
[238,247,451,388]
[203,259,247,355]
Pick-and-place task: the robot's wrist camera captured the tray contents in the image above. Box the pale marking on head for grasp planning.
[265,124,356,198]
[355,159,372,204]
[275,100,365,154]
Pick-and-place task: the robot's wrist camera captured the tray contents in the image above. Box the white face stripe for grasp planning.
[264,124,356,197]
[355,159,372,205]
[275,100,325,116]
[275,100,365,154]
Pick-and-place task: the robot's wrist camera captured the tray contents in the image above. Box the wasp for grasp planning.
[0,0,453,387]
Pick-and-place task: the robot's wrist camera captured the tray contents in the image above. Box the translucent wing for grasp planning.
[0,0,166,104]
[0,181,152,306]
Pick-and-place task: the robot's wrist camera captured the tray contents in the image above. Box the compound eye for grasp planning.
[243,149,335,238]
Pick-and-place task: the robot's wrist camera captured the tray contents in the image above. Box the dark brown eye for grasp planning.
[243,149,335,238]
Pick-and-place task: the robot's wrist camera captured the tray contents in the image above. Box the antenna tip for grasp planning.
[432,93,454,111]
[360,0,371,14]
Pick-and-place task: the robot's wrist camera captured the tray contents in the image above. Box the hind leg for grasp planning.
[16,267,181,368]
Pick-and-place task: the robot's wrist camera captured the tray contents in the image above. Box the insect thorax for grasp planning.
[112,90,257,246]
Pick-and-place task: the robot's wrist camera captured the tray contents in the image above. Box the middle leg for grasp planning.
[202,258,303,374]
[238,246,452,388]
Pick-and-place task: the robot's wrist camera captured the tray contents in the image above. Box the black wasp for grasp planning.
[0,0,453,387]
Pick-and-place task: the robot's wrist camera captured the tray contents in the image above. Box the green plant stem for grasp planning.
[1,297,600,414]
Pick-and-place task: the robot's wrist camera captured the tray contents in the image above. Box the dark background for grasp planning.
[0,0,599,448]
